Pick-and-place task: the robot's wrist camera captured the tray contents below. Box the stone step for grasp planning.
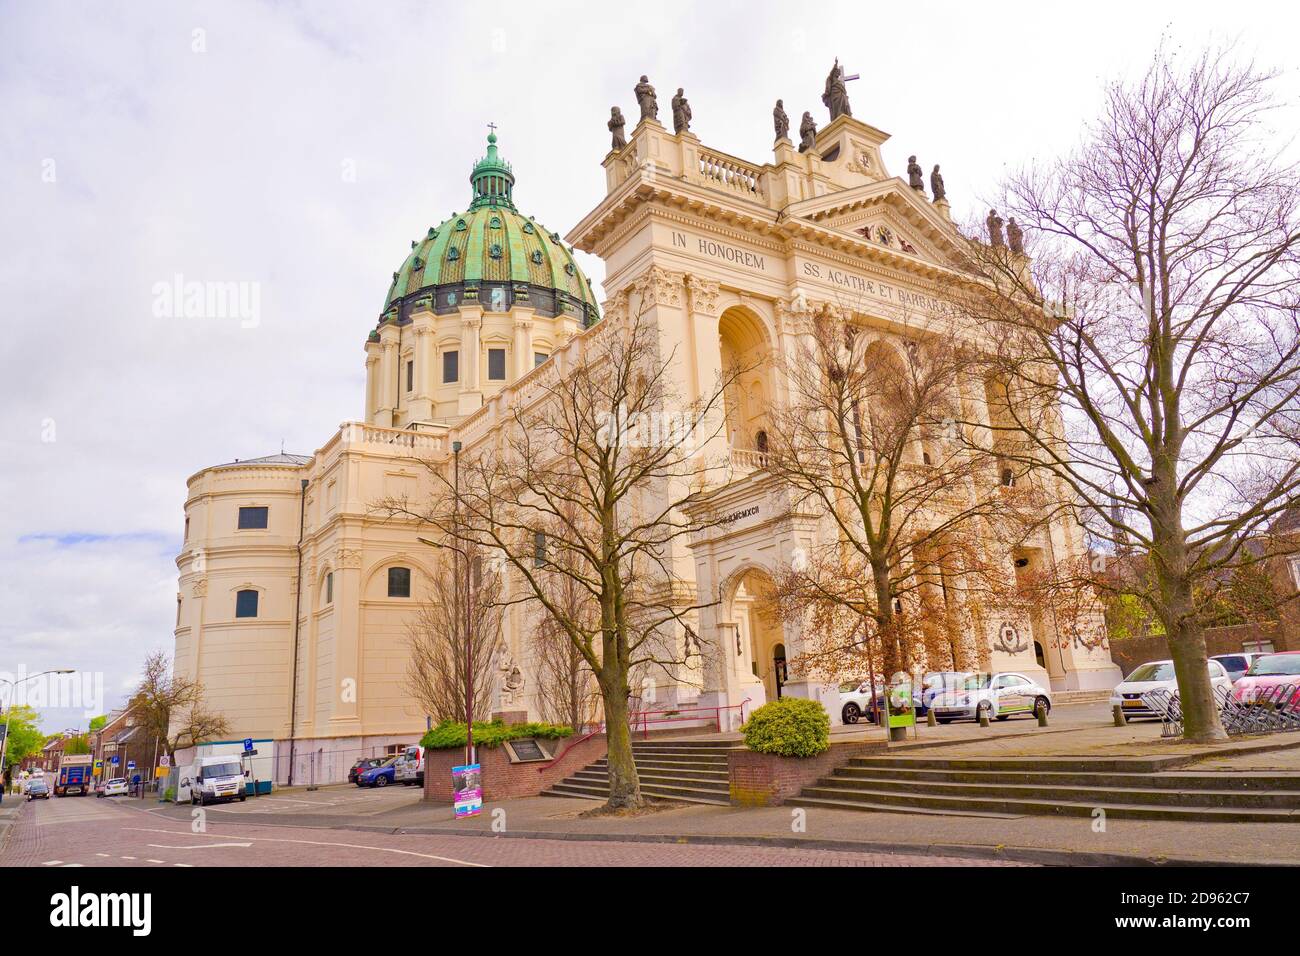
[793,784,1300,823]
[849,755,1188,773]
[546,780,730,806]
[589,763,730,781]
[834,765,1300,792]
[791,796,1027,819]
[816,773,1300,810]
[572,769,730,792]
[629,746,739,758]
[631,738,741,749]
[597,757,731,773]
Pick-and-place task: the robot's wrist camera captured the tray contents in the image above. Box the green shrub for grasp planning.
[420,718,573,750]
[741,698,830,758]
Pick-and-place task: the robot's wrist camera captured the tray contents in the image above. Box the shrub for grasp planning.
[741,698,830,758]
[420,718,573,750]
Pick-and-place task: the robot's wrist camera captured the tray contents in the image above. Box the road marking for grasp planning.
[146,842,253,850]
[146,858,165,864]
[125,827,489,867]
[174,863,193,867]
[121,855,136,860]
[96,853,110,857]
[41,860,63,866]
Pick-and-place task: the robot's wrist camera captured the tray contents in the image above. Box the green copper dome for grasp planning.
[374,132,600,337]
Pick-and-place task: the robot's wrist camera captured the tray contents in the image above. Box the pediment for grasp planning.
[783,179,967,269]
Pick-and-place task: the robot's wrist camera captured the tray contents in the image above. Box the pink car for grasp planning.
[1232,651,1300,708]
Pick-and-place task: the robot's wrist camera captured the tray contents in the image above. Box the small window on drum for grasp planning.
[388,566,411,598]
[238,506,269,530]
[325,571,334,605]
[487,348,506,381]
[443,350,459,384]
[235,589,259,619]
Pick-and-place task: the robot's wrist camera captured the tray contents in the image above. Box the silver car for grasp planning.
[929,672,1052,723]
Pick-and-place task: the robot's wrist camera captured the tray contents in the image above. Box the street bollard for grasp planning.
[1113,704,1127,727]
[978,708,991,728]
[1037,703,1049,727]
[926,708,937,727]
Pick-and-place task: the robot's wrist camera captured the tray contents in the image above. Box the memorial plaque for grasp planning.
[509,738,546,762]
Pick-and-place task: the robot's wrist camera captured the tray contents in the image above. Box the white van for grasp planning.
[395,745,424,787]
[177,755,248,806]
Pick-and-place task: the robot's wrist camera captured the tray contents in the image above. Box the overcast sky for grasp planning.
[2,0,1296,732]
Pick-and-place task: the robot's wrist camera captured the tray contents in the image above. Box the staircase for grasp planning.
[544,738,737,805]
[791,755,1300,822]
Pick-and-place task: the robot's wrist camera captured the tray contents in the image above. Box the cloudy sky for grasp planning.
[1,0,1296,731]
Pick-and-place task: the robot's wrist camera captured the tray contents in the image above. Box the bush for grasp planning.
[741,698,830,758]
[420,718,573,751]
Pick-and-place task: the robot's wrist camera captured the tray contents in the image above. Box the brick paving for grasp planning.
[0,792,1025,868]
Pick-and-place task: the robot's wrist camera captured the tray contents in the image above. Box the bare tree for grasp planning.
[527,564,602,729]
[387,299,741,809]
[131,650,230,761]
[955,47,1300,741]
[404,540,504,723]
[764,303,1052,683]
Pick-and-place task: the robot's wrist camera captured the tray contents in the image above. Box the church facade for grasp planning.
[173,78,1121,780]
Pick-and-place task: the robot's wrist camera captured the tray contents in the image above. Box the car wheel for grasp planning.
[995,714,1010,721]
[239,794,246,802]
[842,703,861,724]
[937,717,953,724]
[375,775,389,788]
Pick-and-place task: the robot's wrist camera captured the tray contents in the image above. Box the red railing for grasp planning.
[539,722,605,773]
[628,698,751,737]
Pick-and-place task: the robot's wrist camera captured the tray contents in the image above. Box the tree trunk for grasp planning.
[1167,618,1228,743]
[600,686,642,809]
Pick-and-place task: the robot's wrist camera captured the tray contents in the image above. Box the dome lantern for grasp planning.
[469,128,515,210]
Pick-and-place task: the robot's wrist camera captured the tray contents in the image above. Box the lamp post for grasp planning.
[0,669,74,802]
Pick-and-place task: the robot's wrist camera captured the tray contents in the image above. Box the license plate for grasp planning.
[1122,700,1144,708]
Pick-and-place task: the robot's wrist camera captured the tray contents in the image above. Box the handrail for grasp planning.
[628,698,751,736]
[539,722,605,773]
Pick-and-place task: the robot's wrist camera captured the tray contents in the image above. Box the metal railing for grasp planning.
[628,698,751,737]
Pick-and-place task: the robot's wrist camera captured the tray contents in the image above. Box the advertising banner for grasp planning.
[451,763,482,817]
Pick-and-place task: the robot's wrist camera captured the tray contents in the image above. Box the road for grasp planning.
[1,790,1025,868]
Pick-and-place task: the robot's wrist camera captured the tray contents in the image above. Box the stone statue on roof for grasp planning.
[672,88,692,135]
[930,164,946,203]
[798,111,817,153]
[773,99,789,140]
[1007,217,1025,254]
[634,75,658,122]
[608,106,627,150]
[987,209,1006,247]
[822,58,852,120]
[907,155,925,193]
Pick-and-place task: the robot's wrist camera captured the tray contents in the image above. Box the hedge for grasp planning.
[420,719,573,751]
[740,697,830,758]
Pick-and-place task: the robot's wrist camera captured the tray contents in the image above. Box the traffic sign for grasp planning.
[243,738,254,753]
[159,754,170,768]
[110,755,119,765]
[126,760,136,770]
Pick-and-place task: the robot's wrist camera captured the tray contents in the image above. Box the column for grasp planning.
[328,547,364,734]
[513,312,535,379]
[458,308,483,415]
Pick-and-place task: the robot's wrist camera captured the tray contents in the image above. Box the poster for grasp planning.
[451,763,482,817]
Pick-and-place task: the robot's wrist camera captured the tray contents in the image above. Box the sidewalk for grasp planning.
[0,796,23,856]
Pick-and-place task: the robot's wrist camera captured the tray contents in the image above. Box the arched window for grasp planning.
[235,589,259,619]
[755,430,769,454]
[387,567,411,598]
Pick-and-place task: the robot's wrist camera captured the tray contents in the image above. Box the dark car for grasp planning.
[356,756,401,788]
[26,779,50,801]
[348,757,386,784]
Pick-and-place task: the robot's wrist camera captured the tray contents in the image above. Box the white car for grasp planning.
[839,680,882,724]
[1110,659,1233,719]
[929,672,1052,723]
[97,777,129,798]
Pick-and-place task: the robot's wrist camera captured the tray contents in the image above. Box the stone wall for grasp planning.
[1108,622,1290,678]
[728,740,886,807]
[422,733,606,804]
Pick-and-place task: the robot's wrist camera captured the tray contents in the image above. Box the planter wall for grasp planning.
[422,733,606,803]
[728,740,885,807]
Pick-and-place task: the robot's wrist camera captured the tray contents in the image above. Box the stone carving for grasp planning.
[822,58,852,120]
[930,164,946,202]
[986,209,1005,248]
[191,577,208,598]
[995,621,1028,654]
[1007,217,1024,255]
[907,155,925,193]
[798,111,817,153]
[634,75,658,122]
[498,654,526,706]
[671,88,692,135]
[685,274,720,316]
[773,99,789,140]
[608,106,627,150]
[336,547,362,569]
[635,265,684,308]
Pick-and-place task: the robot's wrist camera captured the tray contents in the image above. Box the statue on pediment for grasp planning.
[773,99,789,140]
[672,88,692,135]
[822,58,852,120]
[608,106,627,150]
[987,209,1005,248]
[907,155,925,193]
[634,75,658,122]
[930,164,946,203]
[798,111,817,153]
[1007,217,1025,254]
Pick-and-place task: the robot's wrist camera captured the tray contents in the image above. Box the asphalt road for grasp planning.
[1,790,1024,868]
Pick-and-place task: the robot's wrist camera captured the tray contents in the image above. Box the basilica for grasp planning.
[173,70,1121,781]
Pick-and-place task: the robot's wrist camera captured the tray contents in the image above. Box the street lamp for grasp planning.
[0,669,74,803]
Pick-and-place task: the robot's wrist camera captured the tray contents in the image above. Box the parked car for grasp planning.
[25,779,50,801]
[1110,659,1233,719]
[929,672,1052,723]
[97,777,129,798]
[1211,652,1265,683]
[1232,651,1300,708]
[348,757,386,784]
[839,680,879,724]
[356,756,401,788]
[395,745,425,786]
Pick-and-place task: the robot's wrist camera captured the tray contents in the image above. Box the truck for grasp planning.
[395,745,424,787]
[176,755,248,806]
[55,754,93,796]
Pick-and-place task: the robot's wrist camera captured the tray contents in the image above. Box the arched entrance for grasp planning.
[728,567,785,705]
